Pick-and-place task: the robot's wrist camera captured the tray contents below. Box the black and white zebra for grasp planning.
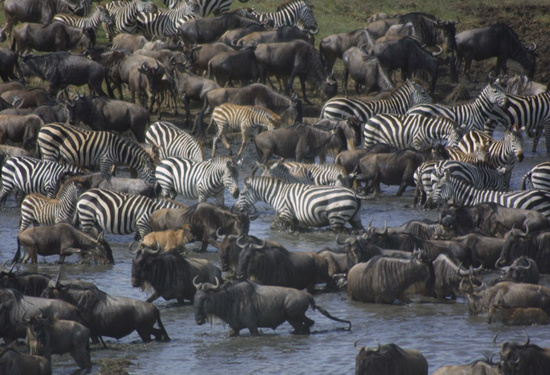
[320,80,432,122]
[0,156,84,206]
[445,139,490,164]
[53,5,114,31]
[250,0,318,33]
[19,177,88,232]
[426,170,550,218]
[274,161,351,187]
[253,159,314,185]
[521,162,550,190]
[38,123,156,185]
[155,156,239,205]
[406,84,509,132]
[104,0,157,41]
[145,121,204,162]
[207,103,280,158]
[162,0,248,17]
[77,188,184,238]
[363,114,463,151]
[136,1,200,40]
[489,91,550,153]
[234,176,363,230]
[457,125,524,169]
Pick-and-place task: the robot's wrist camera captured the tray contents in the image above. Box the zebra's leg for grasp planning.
[544,122,550,154]
[533,126,543,153]
[220,133,232,155]
[237,129,249,158]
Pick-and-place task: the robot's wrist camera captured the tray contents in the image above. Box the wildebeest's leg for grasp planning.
[288,315,310,334]
[396,181,408,197]
[229,328,241,336]
[342,68,349,96]
[182,94,191,127]
[298,75,311,105]
[146,291,160,303]
[69,348,92,370]
[60,247,82,263]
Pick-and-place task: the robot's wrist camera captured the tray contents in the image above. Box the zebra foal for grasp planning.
[53,5,114,31]
[145,121,204,162]
[207,103,280,158]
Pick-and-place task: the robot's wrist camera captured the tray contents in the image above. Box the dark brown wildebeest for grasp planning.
[0,114,43,151]
[354,341,428,375]
[347,254,432,304]
[218,23,268,46]
[177,13,263,45]
[342,47,394,96]
[183,42,235,76]
[219,234,285,273]
[496,230,550,274]
[0,267,51,297]
[15,223,114,265]
[111,33,147,51]
[131,247,221,303]
[193,279,351,336]
[495,255,540,285]
[495,332,550,375]
[207,46,259,87]
[488,305,548,326]
[149,202,249,252]
[11,22,94,54]
[319,28,375,74]
[0,345,51,375]
[254,40,337,104]
[254,123,347,164]
[454,233,506,269]
[431,357,500,375]
[236,25,312,48]
[41,278,170,342]
[432,253,481,300]
[26,315,91,370]
[0,48,19,82]
[1,88,51,109]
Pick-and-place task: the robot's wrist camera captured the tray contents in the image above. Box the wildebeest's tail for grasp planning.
[12,236,22,263]
[309,296,351,331]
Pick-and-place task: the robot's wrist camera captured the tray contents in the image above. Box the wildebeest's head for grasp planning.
[131,248,159,290]
[494,331,549,375]
[192,277,222,325]
[235,242,265,280]
[25,314,52,356]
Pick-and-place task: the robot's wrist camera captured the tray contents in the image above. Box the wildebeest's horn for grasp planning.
[215,227,225,238]
[7,262,15,274]
[202,277,221,292]
[457,262,470,276]
[527,42,536,52]
[236,236,248,248]
[353,339,362,351]
[145,245,162,255]
[192,276,203,290]
[128,241,140,253]
[493,331,502,347]
[494,257,506,270]
[520,330,530,347]
[382,221,388,235]
[250,238,266,249]
[432,45,443,57]
[55,269,62,288]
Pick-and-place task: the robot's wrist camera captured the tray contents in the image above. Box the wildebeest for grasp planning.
[493,74,547,96]
[433,254,480,300]
[236,25,312,48]
[342,47,394,95]
[495,229,550,274]
[496,332,550,375]
[0,48,19,82]
[456,23,537,80]
[41,278,171,342]
[0,267,51,297]
[64,94,150,142]
[459,279,550,315]
[11,22,94,54]
[137,225,193,253]
[111,33,147,51]
[0,114,43,151]
[236,240,333,291]
[208,46,260,87]
[495,255,540,285]
[218,23,268,46]
[319,28,375,74]
[78,173,158,198]
[20,52,106,97]
[347,254,432,304]
[14,223,114,264]
[182,42,235,76]
[26,315,91,370]
[131,247,221,303]
[354,341,428,375]
[193,279,351,336]
[219,234,280,273]
[254,123,347,164]
[150,203,249,252]
[177,13,263,45]
[254,40,337,104]
[0,346,51,375]
[431,357,501,375]
[439,202,550,238]
[1,88,51,108]
[488,305,548,326]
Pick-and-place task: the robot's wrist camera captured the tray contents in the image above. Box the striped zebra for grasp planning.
[38,123,156,185]
[234,176,363,230]
[77,188,184,238]
[273,160,351,187]
[136,1,200,40]
[53,5,114,31]
[145,121,204,162]
[0,156,84,206]
[426,170,550,218]
[104,0,157,41]
[522,162,550,190]
[250,0,318,33]
[207,103,280,158]
[406,84,509,132]
[490,91,550,153]
[155,156,239,205]
[457,125,524,169]
[363,114,463,151]
[320,80,431,122]
[162,0,248,17]
[19,177,88,232]
[253,159,315,185]
[445,139,490,164]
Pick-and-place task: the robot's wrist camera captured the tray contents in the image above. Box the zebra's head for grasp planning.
[223,160,240,199]
[98,5,115,27]
[294,1,318,34]
[426,170,455,208]
[234,176,258,213]
[407,80,432,106]
[485,84,509,109]
[505,124,524,162]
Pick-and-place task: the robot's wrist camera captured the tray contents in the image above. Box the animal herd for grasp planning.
[0,0,549,373]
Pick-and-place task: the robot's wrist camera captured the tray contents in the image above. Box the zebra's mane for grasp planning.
[277,0,310,11]
[54,176,86,199]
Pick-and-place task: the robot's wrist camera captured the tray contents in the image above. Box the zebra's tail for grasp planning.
[521,171,532,190]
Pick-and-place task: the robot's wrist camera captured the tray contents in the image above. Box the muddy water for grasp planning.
[1,131,550,374]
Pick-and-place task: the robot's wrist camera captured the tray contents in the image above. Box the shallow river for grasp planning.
[1,130,549,374]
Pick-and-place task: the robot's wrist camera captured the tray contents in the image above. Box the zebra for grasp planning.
[489,91,550,153]
[445,139,490,164]
[136,1,200,40]
[161,0,249,17]
[406,84,509,132]
[77,188,184,238]
[145,121,204,162]
[19,177,89,232]
[53,5,114,31]
[363,114,464,151]
[0,156,84,206]
[272,160,351,187]
[320,80,432,122]
[521,162,550,190]
[426,170,550,218]
[252,159,315,185]
[250,0,318,33]
[155,156,239,205]
[207,103,280,158]
[457,125,524,170]
[234,176,363,231]
[104,0,158,41]
[37,123,156,185]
